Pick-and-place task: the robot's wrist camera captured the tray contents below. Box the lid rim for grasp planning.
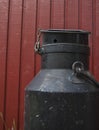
[40,29,91,34]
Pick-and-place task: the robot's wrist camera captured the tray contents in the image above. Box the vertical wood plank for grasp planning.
[37,0,51,29]
[65,0,79,29]
[35,0,51,73]
[93,0,99,80]
[0,0,9,130]
[5,0,23,129]
[51,0,65,28]
[79,0,93,71]
[19,0,37,129]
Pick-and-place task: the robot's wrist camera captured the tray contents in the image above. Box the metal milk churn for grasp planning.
[25,29,99,130]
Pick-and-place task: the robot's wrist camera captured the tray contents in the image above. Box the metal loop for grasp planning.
[72,61,84,73]
[34,42,40,52]
[72,61,99,87]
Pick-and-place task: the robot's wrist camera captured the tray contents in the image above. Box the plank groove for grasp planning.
[0,0,9,129]
[65,0,79,28]
[51,0,65,28]
[93,0,99,80]
[5,0,23,129]
[35,0,51,73]
[19,0,37,129]
[79,0,93,72]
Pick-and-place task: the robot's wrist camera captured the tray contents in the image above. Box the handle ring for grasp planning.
[72,61,84,73]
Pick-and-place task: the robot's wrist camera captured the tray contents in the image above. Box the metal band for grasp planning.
[41,43,90,54]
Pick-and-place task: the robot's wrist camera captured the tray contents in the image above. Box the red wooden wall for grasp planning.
[0,0,99,130]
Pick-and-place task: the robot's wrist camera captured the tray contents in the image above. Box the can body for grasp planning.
[25,30,99,130]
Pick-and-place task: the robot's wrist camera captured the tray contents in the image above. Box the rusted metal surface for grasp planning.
[0,0,99,130]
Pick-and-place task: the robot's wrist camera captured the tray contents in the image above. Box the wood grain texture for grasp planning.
[0,0,9,129]
[79,0,93,72]
[65,0,79,28]
[51,0,65,28]
[19,0,37,129]
[35,0,51,74]
[5,0,23,129]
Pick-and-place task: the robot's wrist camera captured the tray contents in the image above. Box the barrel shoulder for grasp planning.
[25,69,99,93]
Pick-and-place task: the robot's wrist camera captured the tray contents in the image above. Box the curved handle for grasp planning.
[72,61,99,87]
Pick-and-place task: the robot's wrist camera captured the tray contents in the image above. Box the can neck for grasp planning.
[41,54,89,70]
[35,29,90,70]
[41,45,89,70]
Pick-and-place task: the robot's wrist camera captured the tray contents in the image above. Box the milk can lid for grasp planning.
[40,29,91,34]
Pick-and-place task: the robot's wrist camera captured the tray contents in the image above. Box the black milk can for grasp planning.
[25,29,99,130]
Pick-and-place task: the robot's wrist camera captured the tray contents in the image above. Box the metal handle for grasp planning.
[34,29,42,54]
[72,61,84,73]
[72,61,99,87]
